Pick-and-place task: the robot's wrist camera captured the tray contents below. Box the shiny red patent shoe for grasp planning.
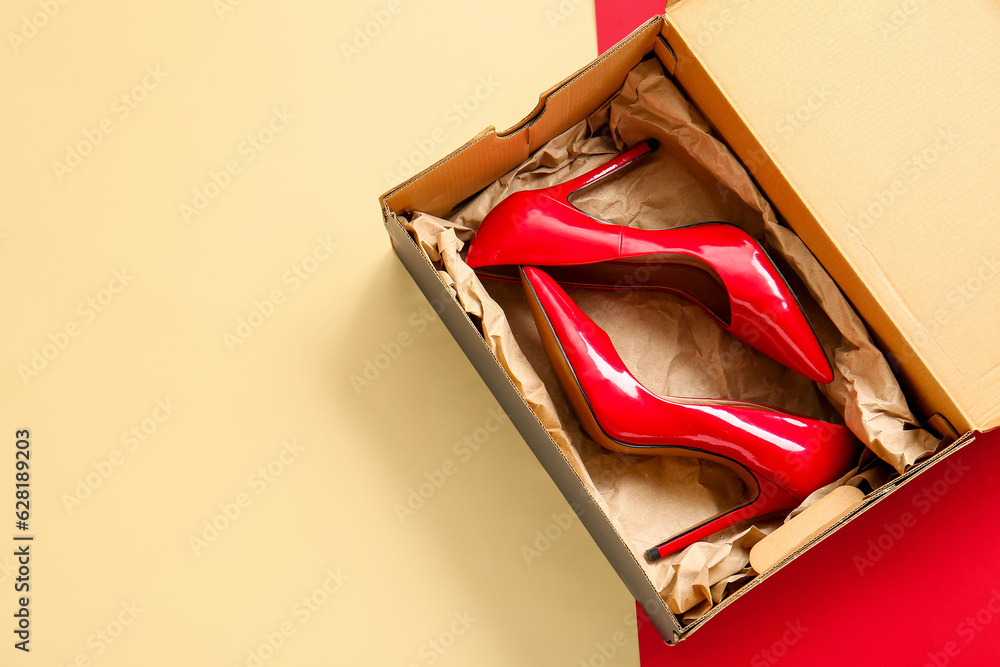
[467,140,833,383]
[520,266,860,561]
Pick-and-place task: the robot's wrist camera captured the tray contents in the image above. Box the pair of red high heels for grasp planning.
[466,140,860,562]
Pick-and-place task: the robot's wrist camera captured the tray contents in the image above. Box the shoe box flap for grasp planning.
[660,0,1000,435]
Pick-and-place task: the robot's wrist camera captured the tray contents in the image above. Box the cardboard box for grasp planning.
[380,3,998,644]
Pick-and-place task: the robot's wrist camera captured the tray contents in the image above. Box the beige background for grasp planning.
[1,1,641,665]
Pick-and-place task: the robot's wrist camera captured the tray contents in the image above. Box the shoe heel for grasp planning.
[519,266,859,562]
[645,477,801,562]
[545,139,658,202]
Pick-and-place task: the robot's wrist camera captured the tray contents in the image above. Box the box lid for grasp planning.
[662,0,1000,434]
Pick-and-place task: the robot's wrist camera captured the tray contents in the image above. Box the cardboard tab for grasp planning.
[749,486,865,574]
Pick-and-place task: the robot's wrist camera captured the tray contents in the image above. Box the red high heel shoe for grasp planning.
[520,266,860,561]
[467,140,833,384]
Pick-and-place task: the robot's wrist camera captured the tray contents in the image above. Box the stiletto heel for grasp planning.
[520,266,859,561]
[468,141,833,383]
[643,477,801,562]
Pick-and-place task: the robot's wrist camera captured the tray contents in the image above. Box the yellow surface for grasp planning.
[1,1,640,664]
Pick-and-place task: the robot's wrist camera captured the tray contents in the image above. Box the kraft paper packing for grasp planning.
[402,58,939,619]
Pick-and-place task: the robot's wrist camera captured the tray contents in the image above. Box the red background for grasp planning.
[636,430,1000,665]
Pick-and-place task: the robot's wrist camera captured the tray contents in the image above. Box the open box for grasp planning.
[379,0,1000,644]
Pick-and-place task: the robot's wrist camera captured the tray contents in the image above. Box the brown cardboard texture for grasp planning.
[663,0,1000,435]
